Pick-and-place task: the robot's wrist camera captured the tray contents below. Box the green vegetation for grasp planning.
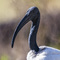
[0,55,8,60]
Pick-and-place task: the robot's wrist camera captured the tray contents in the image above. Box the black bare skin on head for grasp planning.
[11,6,40,53]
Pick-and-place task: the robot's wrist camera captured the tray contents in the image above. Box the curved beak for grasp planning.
[11,14,30,48]
[11,6,40,48]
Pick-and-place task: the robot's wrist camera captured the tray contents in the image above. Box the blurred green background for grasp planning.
[0,0,60,60]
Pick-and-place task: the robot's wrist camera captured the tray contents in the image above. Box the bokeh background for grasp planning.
[0,0,60,60]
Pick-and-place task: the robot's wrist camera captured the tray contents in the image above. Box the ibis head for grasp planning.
[11,6,40,52]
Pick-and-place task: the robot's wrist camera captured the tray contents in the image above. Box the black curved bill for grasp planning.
[11,14,30,48]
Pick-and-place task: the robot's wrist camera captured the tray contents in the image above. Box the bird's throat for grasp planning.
[28,16,40,52]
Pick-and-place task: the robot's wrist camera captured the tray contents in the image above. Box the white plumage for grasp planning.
[27,46,60,60]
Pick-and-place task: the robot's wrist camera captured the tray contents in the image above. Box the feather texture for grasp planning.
[27,46,60,60]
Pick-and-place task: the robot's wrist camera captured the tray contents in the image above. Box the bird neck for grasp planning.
[28,16,40,52]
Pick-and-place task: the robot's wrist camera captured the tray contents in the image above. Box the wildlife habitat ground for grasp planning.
[0,0,60,60]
